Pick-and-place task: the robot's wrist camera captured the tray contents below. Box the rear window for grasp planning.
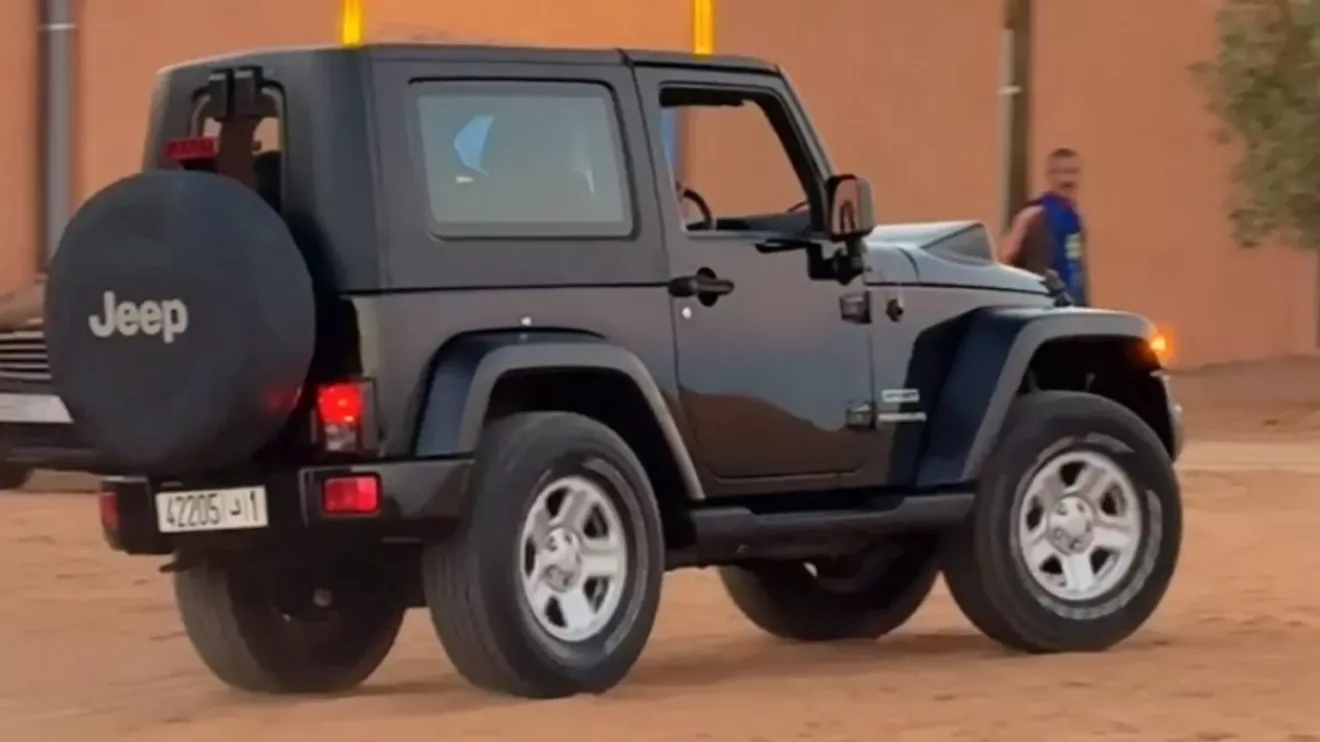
[170,86,284,211]
[413,81,632,238]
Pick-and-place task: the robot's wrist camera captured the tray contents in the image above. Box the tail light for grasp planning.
[164,136,218,164]
[314,380,375,453]
[98,490,122,549]
[321,475,380,516]
[98,490,119,533]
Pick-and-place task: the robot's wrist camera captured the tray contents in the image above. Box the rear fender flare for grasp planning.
[914,307,1159,487]
[413,331,704,500]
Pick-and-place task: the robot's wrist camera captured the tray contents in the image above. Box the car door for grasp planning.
[634,66,875,487]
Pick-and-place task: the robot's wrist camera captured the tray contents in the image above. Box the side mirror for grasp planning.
[824,174,876,242]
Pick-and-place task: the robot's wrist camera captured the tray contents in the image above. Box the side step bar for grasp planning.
[666,491,972,569]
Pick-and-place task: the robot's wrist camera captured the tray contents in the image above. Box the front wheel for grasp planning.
[173,555,406,694]
[720,538,939,642]
[942,391,1182,653]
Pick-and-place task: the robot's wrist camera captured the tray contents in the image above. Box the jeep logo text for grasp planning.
[88,291,189,344]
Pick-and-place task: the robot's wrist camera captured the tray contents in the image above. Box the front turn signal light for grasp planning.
[1148,330,1172,366]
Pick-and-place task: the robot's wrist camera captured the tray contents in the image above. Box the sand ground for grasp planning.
[4,358,1320,742]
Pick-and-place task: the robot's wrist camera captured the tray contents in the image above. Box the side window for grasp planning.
[414,81,632,238]
[660,109,679,174]
[662,87,814,232]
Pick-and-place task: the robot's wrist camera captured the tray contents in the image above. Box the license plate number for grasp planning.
[155,487,269,534]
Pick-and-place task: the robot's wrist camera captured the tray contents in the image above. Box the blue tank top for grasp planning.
[1031,193,1087,305]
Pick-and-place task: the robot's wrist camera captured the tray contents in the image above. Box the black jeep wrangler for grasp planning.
[40,44,1182,699]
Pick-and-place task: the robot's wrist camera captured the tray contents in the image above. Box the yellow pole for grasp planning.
[340,0,364,47]
[692,0,714,55]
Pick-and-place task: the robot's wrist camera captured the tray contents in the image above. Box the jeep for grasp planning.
[35,44,1183,699]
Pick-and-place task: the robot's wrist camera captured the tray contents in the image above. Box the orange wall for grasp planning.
[75,0,339,202]
[364,0,689,48]
[1033,0,1318,365]
[0,1,40,292]
[708,0,1312,366]
[712,0,1003,231]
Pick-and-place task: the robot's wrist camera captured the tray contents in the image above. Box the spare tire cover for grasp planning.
[44,170,315,476]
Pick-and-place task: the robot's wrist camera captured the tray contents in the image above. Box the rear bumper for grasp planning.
[102,457,473,555]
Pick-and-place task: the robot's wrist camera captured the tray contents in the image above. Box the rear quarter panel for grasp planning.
[350,288,680,458]
[358,55,681,458]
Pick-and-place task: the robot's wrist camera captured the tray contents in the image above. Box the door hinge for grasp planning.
[839,292,872,324]
[845,401,876,429]
[206,66,265,122]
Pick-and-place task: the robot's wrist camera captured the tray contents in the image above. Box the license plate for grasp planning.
[155,487,269,534]
[0,393,71,424]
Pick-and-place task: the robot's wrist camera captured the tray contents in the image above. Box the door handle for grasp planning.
[754,237,816,253]
[668,270,735,299]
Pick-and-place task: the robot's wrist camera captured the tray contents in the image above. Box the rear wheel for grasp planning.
[720,538,939,642]
[422,412,665,698]
[173,555,406,694]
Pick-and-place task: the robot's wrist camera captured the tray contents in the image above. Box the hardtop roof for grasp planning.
[157,42,780,77]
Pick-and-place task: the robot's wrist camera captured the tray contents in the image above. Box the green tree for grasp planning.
[1196,0,1320,249]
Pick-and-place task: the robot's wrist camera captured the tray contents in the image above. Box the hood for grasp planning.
[862,220,1047,294]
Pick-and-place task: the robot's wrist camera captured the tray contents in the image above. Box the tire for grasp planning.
[44,170,315,477]
[719,538,939,642]
[0,466,31,490]
[422,412,665,698]
[942,390,1182,653]
[173,556,405,694]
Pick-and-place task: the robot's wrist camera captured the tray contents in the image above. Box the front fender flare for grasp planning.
[412,332,705,500]
[915,307,1158,487]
